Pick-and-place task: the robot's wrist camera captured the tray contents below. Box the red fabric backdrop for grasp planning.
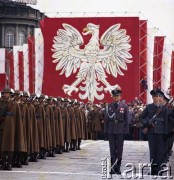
[0,74,6,91]
[153,36,165,89]
[8,52,14,90]
[41,17,140,103]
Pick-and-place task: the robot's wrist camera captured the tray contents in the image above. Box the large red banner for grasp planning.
[41,17,140,103]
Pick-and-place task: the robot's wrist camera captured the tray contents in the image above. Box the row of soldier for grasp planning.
[0,87,88,170]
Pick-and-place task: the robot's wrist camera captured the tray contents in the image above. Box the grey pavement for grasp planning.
[0,140,174,180]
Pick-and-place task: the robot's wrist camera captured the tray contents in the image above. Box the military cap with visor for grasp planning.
[150,89,158,96]
[111,89,122,96]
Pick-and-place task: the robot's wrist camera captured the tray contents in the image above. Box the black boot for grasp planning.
[6,163,12,171]
[65,143,70,152]
[55,146,59,154]
[15,152,22,168]
[59,146,63,154]
[33,152,38,162]
[114,159,122,174]
[0,154,6,170]
[57,146,63,154]
[69,143,73,151]
[77,139,81,150]
[6,155,13,171]
[72,140,77,151]
[110,158,116,174]
[43,149,47,159]
[38,149,43,159]
[49,148,55,157]
[22,153,29,165]
[0,163,6,170]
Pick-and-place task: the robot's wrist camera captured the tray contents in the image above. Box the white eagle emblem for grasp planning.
[52,23,132,102]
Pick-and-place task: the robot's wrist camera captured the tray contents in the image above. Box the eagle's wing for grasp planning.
[52,23,86,77]
[98,24,132,77]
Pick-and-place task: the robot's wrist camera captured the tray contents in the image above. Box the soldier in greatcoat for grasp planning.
[74,101,84,150]
[36,94,47,159]
[88,104,102,140]
[55,97,65,154]
[60,98,71,152]
[27,94,39,162]
[44,96,55,157]
[80,104,88,140]
[12,90,26,168]
[0,87,23,170]
[104,87,129,175]
[20,91,31,165]
[85,102,92,139]
[67,99,78,151]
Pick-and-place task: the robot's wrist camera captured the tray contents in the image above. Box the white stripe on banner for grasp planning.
[13,46,22,90]
[0,48,6,73]
[161,44,172,93]
[23,44,29,92]
[146,28,157,104]
[35,28,44,94]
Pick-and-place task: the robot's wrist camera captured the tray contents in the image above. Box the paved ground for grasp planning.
[0,140,174,180]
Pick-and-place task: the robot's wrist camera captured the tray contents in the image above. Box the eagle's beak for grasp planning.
[83,27,88,32]
[82,27,92,35]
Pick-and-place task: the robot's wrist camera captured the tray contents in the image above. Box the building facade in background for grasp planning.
[0,0,45,49]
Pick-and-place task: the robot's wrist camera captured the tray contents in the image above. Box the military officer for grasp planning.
[140,89,169,176]
[104,87,129,175]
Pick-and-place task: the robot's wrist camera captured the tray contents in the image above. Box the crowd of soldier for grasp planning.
[0,87,88,171]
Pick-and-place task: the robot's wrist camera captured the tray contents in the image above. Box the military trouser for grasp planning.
[148,133,165,175]
[168,134,174,156]
[108,133,124,165]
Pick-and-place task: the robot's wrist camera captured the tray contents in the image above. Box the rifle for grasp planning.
[149,97,174,126]
[27,95,36,103]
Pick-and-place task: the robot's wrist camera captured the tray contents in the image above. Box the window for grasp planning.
[5,31,14,47]
[18,31,25,45]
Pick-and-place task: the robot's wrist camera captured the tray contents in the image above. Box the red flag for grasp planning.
[8,52,14,89]
[41,17,140,103]
[153,36,165,89]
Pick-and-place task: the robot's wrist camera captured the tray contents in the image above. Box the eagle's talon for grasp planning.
[63,84,79,96]
[104,84,120,93]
